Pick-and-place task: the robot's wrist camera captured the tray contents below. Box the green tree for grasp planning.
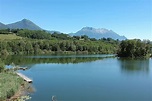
[25,41,34,54]
[117,39,151,58]
[0,59,5,72]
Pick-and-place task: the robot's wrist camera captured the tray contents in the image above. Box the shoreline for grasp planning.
[8,82,32,101]
[0,72,32,101]
[8,84,25,101]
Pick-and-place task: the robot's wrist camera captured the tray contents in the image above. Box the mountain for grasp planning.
[70,27,127,40]
[6,19,42,30]
[0,22,8,29]
[0,19,127,40]
[0,19,60,33]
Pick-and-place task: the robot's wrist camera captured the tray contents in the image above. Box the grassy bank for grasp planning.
[0,34,22,40]
[0,72,24,101]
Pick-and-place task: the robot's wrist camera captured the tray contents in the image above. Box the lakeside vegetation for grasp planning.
[0,72,24,101]
[0,58,22,101]
[0,59,23,100]
[0,29,151,57]
[0,58,32,101]
[0,29,119,55]
[117,39,152,58]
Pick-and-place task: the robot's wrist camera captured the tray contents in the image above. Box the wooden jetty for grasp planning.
[16,72,32,83]
[18,67,28,70]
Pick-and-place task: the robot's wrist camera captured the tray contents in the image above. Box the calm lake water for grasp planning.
[5,55,152,101]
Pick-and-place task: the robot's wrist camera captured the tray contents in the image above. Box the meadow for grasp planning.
[0,34,22,40]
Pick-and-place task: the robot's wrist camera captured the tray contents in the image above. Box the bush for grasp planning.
[117,39,151,58]
[0,59,5,72]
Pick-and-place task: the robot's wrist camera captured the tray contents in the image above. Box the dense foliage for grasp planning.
[117,39,151,58]
[0,29,151,57]
[0,59,5,72]
[0,39,118,55]
[0,29,119,55]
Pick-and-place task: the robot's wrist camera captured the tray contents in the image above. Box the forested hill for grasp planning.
[7,19,42,30]
[0,29,119,55]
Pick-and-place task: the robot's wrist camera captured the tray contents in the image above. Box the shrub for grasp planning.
[0,59,5,72]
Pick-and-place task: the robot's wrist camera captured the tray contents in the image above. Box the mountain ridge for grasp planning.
[0,19,127,40]
[0,22,8,29]
[70,27,127,40]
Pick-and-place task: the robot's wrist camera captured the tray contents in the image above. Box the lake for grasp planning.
[5,55,152,101]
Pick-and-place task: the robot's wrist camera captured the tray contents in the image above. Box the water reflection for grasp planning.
[118,58,150,73]
[3,55,108,66]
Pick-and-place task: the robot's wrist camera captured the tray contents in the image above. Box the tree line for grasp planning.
[0,29,151,58]
[117,39,152,58]
[0,39,118,55]
[0,29,119,55]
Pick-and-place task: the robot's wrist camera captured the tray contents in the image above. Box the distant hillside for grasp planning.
[70,27,127,40]
[0,19,61,33]
[0,19,127,40]
[0,22,8,29]
[6,19,42,30]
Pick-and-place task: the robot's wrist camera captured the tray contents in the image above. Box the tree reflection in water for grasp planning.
[118,58,150,74]
[2,55,109,69]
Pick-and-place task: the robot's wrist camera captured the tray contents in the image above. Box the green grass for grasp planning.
[0,34,22,40]
[0,72,23,101]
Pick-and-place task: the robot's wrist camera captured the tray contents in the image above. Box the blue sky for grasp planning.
[0,0,152,40]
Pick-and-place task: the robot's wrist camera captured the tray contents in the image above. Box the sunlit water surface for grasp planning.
[6,55,152,101]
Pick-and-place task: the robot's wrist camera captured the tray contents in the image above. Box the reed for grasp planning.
[0,72,23,101]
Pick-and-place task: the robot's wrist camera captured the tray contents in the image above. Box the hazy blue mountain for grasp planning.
[70,27,127,40]
[0,22,8,29]
[7,19,42,30]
